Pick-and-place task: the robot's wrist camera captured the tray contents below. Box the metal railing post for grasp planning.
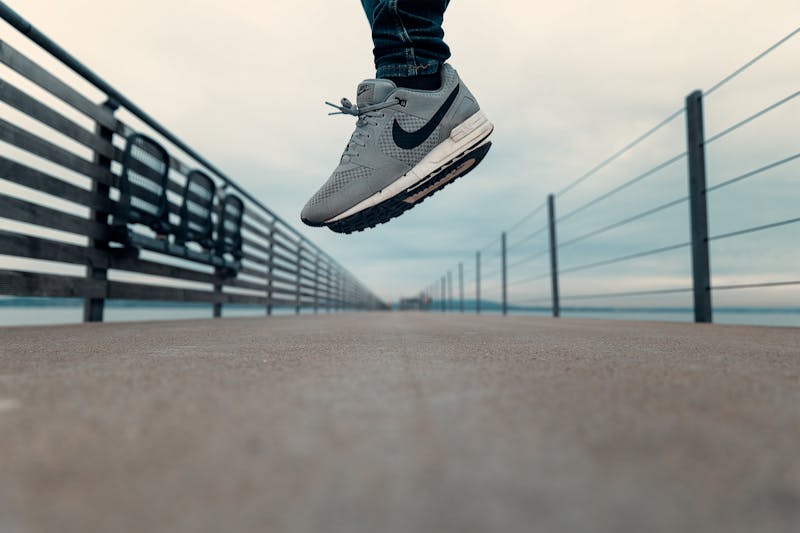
[548,194,561,318]
[314,254,320,314]
[337,273,343,311]
[458,261,464,313]
[685,90,713,323]
[325,262,332,313]
[501,232,508,316]
[339,273,346,312]
[295,243,302,315]
[447,270,452,312]
[476,251,481,314]
[213,270,223,318]
[82,99,117,323]
[267,227,274,316]
[440,276,446,313]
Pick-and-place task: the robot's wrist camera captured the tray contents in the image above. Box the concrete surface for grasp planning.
[0,313,798,533]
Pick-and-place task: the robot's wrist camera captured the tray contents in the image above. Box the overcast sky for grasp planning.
[2,0,799,306]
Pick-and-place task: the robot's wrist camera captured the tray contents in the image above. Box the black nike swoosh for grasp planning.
[392,84,460,150]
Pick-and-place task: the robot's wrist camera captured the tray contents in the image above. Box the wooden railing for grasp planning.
[0,4,386,320]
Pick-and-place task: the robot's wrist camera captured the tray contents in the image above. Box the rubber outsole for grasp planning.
[323,140,492,234]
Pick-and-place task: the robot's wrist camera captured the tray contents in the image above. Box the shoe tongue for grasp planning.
[356,79,396,108]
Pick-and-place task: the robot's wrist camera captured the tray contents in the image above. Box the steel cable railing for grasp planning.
[703,25,800,97]
[506,272,550,288]
[712,281,800,291]
[705,90,800,145]
[557,196,689,250]
[514,287,694,305]
[708,217,800,243]
[555,108,686,198]
[411,24,798,323]
[505,201,548,234]
[705,151,800,193]
[506,249,550,271]
[555,151,687,224]
[557,242,691,277]
[506,224,549,251]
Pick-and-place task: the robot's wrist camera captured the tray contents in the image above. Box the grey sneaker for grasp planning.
[301,64,494,234]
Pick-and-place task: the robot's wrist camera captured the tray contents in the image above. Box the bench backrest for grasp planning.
[217,194,244,260]
[176,169,216,248]
[116,134,172,234]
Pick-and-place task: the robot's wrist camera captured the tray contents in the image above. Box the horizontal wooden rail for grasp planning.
[0,19,387,319]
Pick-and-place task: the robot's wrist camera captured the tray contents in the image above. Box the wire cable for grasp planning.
[708,217,800,242]
[555,107,685,198]
[557,151,686,224]
[712,280,800,291]
[505,201,548,234]
[558,195,689,249]
[513,286,693,305]
[481,265,503,278]
[705,25,800,97]
[507,248,550,270]
[478,236,502,253]
[507,272,551,287]
[510,296,554,305]
[507,224,549,250]
[559,242,690,276]
[561,287,692,301]
[705,151,800,194]
[705,90,800,145]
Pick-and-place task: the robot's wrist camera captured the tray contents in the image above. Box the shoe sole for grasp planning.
[321,111,494,234]
[327,140,492,234]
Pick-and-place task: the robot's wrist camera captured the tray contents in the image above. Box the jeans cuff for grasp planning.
[376,60,441,78]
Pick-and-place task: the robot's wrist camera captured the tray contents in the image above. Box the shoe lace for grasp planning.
[325,97,403,159]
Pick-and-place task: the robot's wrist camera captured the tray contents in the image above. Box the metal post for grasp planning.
[685,90,713,323]
[334,267,338,312]
[330,270,335,312]
[82,99,116,323]
[314,254,320,314]
[267,227,274,316]
[548,194,561,318]
[295,243,302,315]
[440,276,446,313]
[476,251,481,314]
[447,270,453,312]
[213,270,223,318]
[325,262,332,313]
[501,232,508,316]
[338,274,344,312]
[340,273,346,311]
[458,262,464,313]
[341,272,346,312]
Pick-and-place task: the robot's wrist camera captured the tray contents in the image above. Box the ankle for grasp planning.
[383,71,441,91]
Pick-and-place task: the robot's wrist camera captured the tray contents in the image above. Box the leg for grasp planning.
[361,0,451,78]
[301,1,493,233]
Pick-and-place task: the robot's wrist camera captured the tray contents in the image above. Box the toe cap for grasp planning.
[300,200,331,227]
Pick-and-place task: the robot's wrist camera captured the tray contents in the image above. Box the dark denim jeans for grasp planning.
[360,0,451,78]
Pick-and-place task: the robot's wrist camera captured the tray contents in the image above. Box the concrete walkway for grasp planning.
[0,313,798,533]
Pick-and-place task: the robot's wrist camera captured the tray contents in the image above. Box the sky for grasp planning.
[1,0,799,306]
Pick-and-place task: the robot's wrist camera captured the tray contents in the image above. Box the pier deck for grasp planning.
[1,313,798,532]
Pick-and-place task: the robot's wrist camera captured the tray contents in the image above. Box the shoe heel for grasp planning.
[450,111,493,143]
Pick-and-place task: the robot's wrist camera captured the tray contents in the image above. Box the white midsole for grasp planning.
[326,110,494,223]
